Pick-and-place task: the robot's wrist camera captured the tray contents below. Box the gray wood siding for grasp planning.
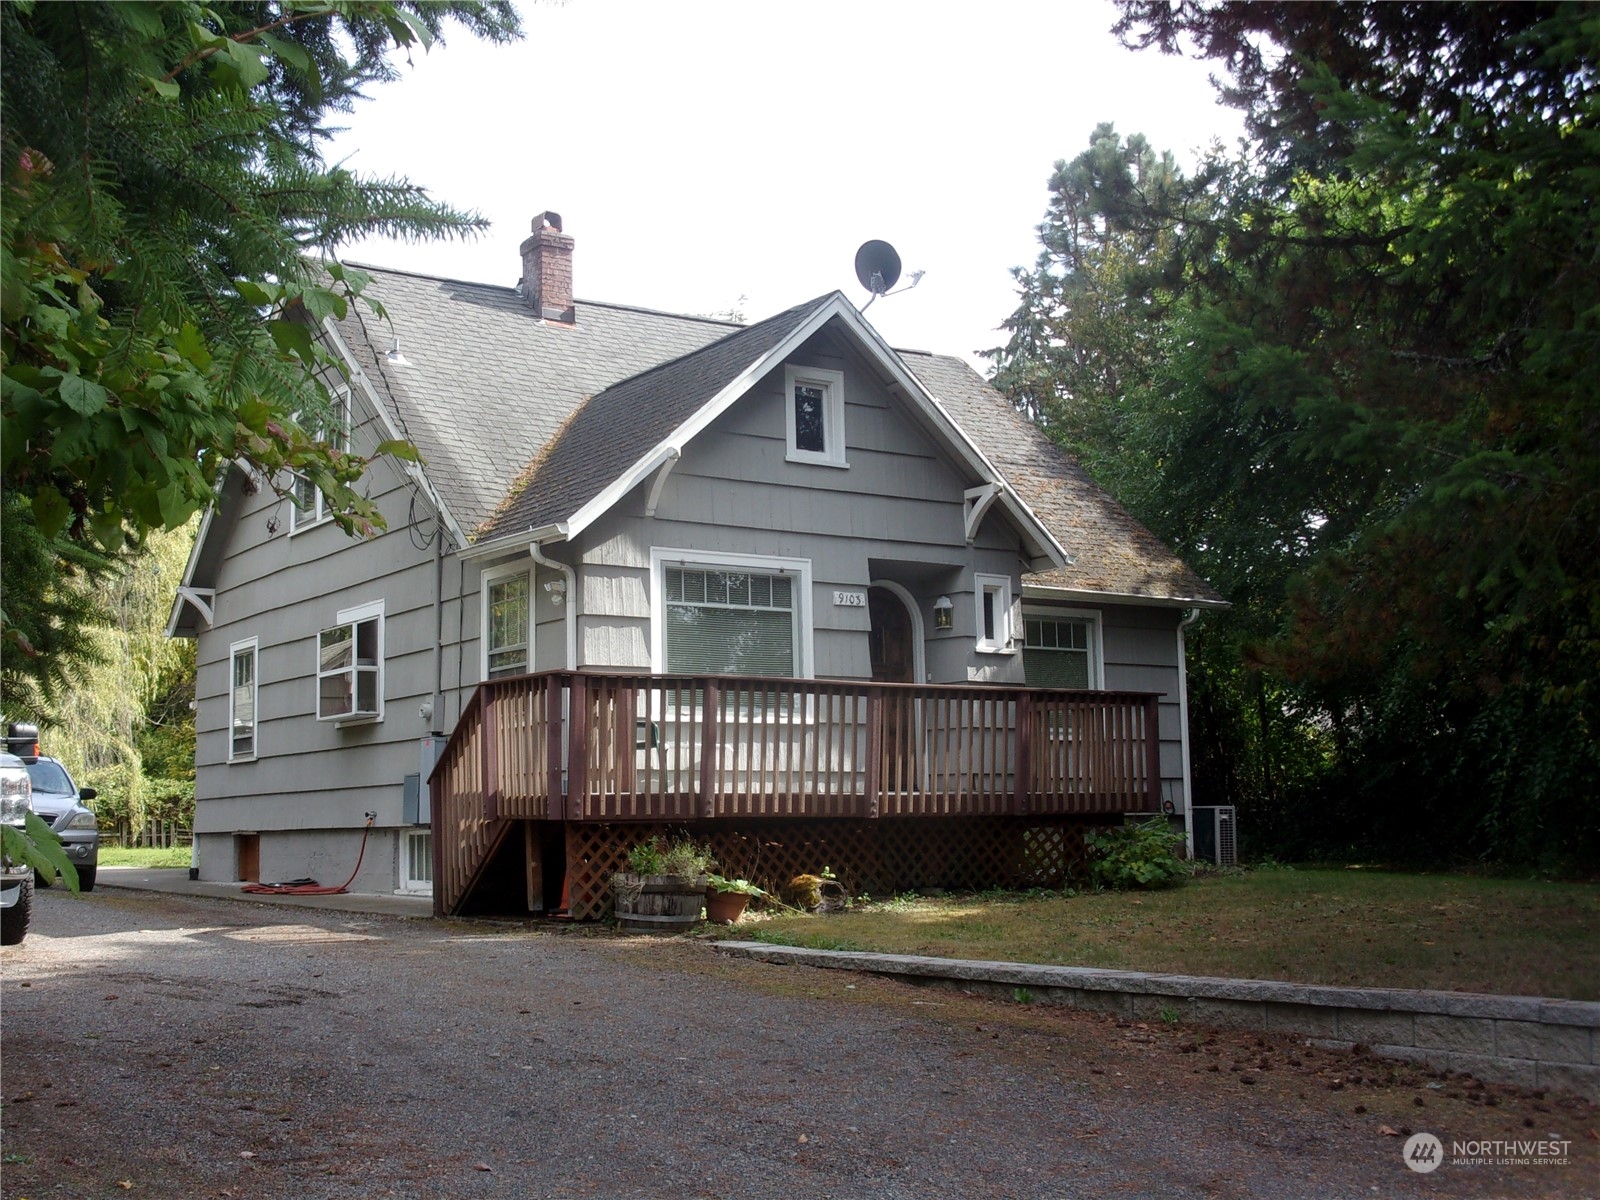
[1026,599,1189,811]
[192,383,453,840]
[563,331,1026,683]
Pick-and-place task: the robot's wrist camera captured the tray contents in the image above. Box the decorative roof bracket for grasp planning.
[176,586,216,629]
[644,447,682,518]
[963,483,1001,545]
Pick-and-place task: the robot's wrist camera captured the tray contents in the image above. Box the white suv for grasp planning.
[1,751,35,945]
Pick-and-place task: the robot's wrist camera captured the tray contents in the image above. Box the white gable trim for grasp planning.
[321,317,469,550]
[166,503,218,637]
[559,293,1068,569]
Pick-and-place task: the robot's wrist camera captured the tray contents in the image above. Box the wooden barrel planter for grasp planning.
[612,872,707,933]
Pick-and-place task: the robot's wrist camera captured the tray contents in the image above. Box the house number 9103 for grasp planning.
[833,590,866,607]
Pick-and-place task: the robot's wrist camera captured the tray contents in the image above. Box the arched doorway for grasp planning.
[869,585,919,792]
[869,586,916,683]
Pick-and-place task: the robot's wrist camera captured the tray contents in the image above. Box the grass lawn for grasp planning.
[98,845,191,868]
[734,868,1600,1000]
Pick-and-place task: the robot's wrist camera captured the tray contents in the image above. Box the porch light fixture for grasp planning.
[544,579,567,605]
[933,595,953,630]
[385,336,411,366]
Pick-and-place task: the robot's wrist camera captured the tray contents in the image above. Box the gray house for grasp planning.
[169,214,1223,915]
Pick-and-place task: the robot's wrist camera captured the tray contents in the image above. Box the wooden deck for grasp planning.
[430,671,1164,916]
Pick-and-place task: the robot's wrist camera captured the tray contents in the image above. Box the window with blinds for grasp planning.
[1024,616,1093,689]
[664,567,796,677]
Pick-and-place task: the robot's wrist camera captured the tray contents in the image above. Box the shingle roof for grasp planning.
[334,267,738,536]
[477,294,836,541]
[903,353,1225,605]
[336,264,1220,606]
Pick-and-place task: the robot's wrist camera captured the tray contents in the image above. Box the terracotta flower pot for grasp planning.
[704,888,751,924]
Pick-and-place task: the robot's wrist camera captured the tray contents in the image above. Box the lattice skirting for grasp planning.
[561,816,1110,922]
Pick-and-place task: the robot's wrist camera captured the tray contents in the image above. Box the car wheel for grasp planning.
[77,865,95,893]
[1,877,34,945]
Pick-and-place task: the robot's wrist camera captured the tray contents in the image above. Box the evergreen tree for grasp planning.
[993,3,1600,868]
[1,0,520,715]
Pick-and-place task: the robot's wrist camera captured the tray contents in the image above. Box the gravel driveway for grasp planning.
[3,888,1592,1199]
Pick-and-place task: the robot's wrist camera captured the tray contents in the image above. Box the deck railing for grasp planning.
[431,671,1163,914]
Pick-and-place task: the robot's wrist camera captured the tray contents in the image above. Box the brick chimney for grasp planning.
[519,211,575,323]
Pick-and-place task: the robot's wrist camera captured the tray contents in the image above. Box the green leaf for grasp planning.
[2,812,79,892]
[30,488,71,539]
[91,509,127,553]
[144,75,181,99]
[173,323,212,371]
[266,319,314,361]
[374,438,421,463]
[220,39,270,89]
[52,372,110,416]
[156,476,196,529]
[257,31,311,73]
[234,279,276,308]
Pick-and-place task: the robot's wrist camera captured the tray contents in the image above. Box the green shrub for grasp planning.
[625,836,714,877]
[1085,816,1187,890]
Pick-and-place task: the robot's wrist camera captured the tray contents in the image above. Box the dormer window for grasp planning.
[784,365,847,467]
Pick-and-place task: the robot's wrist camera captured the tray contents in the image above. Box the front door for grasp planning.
[869,587,917,791]
[869,587,914,683]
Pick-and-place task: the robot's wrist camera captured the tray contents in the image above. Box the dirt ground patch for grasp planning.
[3,889,1594,1199]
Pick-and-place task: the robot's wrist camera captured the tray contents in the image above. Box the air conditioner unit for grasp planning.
[1191,806,1237,867]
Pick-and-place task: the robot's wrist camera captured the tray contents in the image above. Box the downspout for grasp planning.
[529,541,577,670]
[1177,607,1201,860]
[431,528,447,735]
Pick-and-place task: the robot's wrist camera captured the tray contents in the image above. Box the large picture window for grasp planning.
[665,568,795,677]
[1023,611,1102,690]
[651,549,814,679]
[229,638,258,761]
[318,600,383,721]
[483,568,531,678]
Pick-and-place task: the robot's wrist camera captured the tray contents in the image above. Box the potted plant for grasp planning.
[704,874,766,924]
[612,836,714,933]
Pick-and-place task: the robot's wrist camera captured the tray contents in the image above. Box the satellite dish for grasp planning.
[855,240,902,297]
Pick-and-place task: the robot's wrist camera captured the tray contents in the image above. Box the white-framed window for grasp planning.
[482,564,532,679]
[317,599,384,722]
[399,829,433,895]
[228,638,258,761]
[650,548,814,678]
[974,573,1014,654]
[290,386,351,532]
[1023,609,1103,690]
[784,365,847,468]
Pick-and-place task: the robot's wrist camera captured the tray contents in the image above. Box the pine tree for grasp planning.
[1,1,521,715]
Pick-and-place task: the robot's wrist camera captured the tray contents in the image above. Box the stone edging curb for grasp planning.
[712,941,1600,1101]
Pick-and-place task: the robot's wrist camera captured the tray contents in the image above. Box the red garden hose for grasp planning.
[240,816,374,896]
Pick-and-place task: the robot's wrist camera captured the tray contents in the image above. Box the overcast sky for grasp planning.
[325,0,1241,366]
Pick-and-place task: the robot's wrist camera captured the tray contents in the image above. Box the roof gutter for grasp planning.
[457,522,569,562]
[1021,583,1231,611]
